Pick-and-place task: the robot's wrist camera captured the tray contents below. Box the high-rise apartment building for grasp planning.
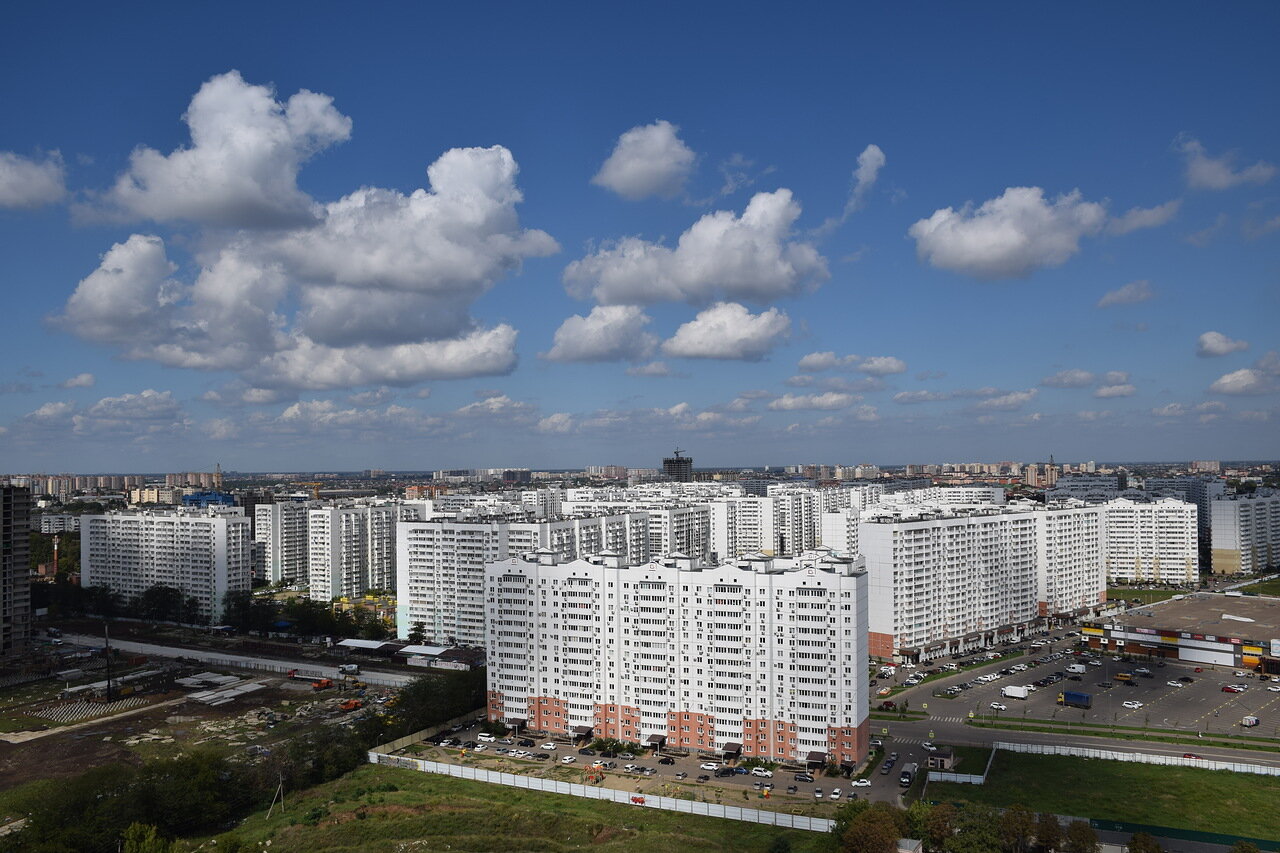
[1210,491,1280,575]
[81,508,251,622]
[859,504,1040,660]
[255,501,315,584]
[485,550,869,767]
[1,487,32,662]
[396,512,650,644]
[307,504,403,601]
[662,450,694,482]
[1103,498,1198,585]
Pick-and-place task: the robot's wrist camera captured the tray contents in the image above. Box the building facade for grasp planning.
[396,513,650,644]
[1,487,32,662]
[485,550,869,767]
[1210,491,1280,575]
[81,508,251,622]
[1103,498,1198,585]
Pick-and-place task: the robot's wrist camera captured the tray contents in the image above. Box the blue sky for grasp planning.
[1,3,1277,472]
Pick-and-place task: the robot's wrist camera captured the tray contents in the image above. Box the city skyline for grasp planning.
[2,5,1278,471]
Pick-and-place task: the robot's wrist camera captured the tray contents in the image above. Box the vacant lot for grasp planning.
[203,763,832,853]
[929,751,1276,839]
[1106,588,1183,605]
[1237,577,1280,596]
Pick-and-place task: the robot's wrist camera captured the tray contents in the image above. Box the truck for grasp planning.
[898,762,918,787]
[1242,715,1259,728]
[337,663,360,674]
[1065,663,1087,674]
[1001,685,1030,700]
[1057,690,1092,709]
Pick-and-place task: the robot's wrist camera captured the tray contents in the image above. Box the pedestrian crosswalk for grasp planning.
[930,715,965,723]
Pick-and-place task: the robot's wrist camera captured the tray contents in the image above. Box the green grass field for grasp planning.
[929,751,1276,838]
[1106,588,1183,605]
[200,763,835,853]
[1236,577,1280,596]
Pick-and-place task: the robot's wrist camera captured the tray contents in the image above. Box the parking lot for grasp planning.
[887,636,1280,735]
[411,721,910,807]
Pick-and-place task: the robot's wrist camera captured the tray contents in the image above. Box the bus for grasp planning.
[899,762,918,787]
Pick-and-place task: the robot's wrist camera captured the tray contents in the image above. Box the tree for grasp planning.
[1062,820,1098,853]
[841,806,901,853]
[768,836,792,853]
[407,621,427,644]
[905,799,933,844]
[1126,832,1162,853]
[946,803,1002,853]
[924,802,957,852]
[1000,804,1036,853]
[121,823,176,853]
[1035,812,1062,852]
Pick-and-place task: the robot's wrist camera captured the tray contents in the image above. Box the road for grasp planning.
[62,634,417,688]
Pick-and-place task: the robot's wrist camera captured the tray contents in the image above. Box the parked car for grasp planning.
[852,778,872,787]
[990,702,1007,711]
[700,762,720,771]
[814,788,824,799]
[578,747,596,756]
[560,756,576,764]
[715,768,736,778]
[477,733,496,743]
[540,743,557,750]
[830,788,842,799]
[751,767,774,777]
[1123,700,1144,709]
[921,742,938,752]
[658,756,675,765]
[674,772,688,779]
[1178,676,1194,683]
[618,752,636,759]
[794,772,815,782]
[1167,681,1185,688]
[696,774,710,782]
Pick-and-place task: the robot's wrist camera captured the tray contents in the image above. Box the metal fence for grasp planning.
[927,771,985,784]
[368,752,833,833]
[994,740,1280,776]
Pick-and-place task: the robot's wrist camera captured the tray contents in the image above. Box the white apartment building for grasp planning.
[1033,501,1106,619]
[883,485,1006,506]
[485,549,869,767]
[1103,498,1198,585]
[308,504,401,602]
[81,508,251,622]
[858,504,1040,661]
[1146,476,1226,546]
[1211,490,1280,575]
[396,512,649,645]
[255,501,315,584]
[35,513,80,533]
[560,500,712,566]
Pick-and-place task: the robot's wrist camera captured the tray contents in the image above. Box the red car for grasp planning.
[1183,753,1202,759]
[1221,685,1245,693]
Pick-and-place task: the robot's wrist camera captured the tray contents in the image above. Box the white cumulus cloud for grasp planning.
[1196,331,1249,357]
[537,413,576,433]
[1209,368,1272,396]
[1097,280,1154,308]
[908,187,1106,279]
[626,361,674,377]
[815,143,886,234]
[1094,384,1136,398]
[591,120,695,200]
[767,392,857,411]
[798,351,858,372]
[1107,200,1181,235]
[564,189,827,305]
[975,389,1038,412]
[661,302,790,361]
[1041,369,1096,388]
[0,151,66,208]
[543,305,657,363]
[1177,136,1276,190]
[59,373,96,389]
[857,356,907,376]
[94,70,352,227]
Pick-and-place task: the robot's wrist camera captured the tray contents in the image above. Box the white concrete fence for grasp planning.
[368,752,834,833]
[993,741,1280,776]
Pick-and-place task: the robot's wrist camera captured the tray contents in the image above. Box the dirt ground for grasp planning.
[0,682,327,793]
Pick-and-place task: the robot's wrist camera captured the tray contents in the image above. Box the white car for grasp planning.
[990,702,1007,711]
[1087,660,1102,667]
[751,767,773,777]
[852,778,872,787]
[1268,685,1280,693]
[1123,700,1144,710]
[829,788,842,799]
[472,744,487,752]
[700,762,720,771]
[477,733,496,743]
[540,743,558,750]
[560,755,576,764]
[921,742,938,752]
[1167,681,1184,688]
[1233,670,1247,677]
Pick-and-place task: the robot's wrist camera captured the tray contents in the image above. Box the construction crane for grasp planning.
[299,482,323,500]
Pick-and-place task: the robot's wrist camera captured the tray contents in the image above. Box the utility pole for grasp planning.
[103,621,113,702]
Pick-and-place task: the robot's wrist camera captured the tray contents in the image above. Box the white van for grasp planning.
[1065,663,1087,674]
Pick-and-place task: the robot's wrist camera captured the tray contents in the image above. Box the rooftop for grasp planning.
[1105,593,1280,642]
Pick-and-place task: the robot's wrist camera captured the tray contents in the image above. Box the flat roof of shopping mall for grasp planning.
[1105,593,1280,642]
